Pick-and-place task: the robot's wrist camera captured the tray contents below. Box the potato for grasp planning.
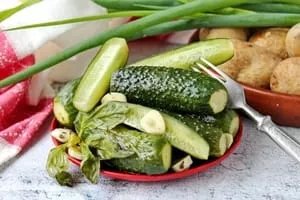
[286,23,300,57]
[249,28,289,59]
[199,28,248,41]
[218,40,282,88]
[270,57,300,95]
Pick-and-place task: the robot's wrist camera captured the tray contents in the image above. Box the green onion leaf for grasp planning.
[4,10,153,31]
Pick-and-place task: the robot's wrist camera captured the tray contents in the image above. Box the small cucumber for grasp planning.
[73,38,129,112]
[107,126,172,175]
[53,79,80,127]
[192,109,240,137]
[170,113,228,157]
[109,102,210,160]
[111,66,228,114]
[172,155,193,172]
[130,39,234,69]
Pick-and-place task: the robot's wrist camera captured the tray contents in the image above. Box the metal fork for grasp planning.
[192,58,300,163]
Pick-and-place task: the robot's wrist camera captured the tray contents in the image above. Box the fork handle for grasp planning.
[257,116,300,162]
[243,105,300,162]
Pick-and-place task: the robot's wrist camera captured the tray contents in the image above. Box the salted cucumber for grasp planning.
[53,79,80,127]
[130,39,234,69]
[73,38,129,112]
[107,126,172,175]
[108,102,210,160]
[171,113,228,157]
[110,66,228,114]
[188,109,240,137]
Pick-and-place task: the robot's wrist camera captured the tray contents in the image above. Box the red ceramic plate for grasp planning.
[243,84,300,127]
[50,117,243,182]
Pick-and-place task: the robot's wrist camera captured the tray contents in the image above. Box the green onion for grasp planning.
[238,3,300,14]
[142,13,300,37]
[92,0,181,10]
[212,7,255,15]
[0,0,40,22]
[0,0,251,88]
[4,11,154,31]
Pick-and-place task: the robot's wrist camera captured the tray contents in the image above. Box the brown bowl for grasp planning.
[243,84,300,127]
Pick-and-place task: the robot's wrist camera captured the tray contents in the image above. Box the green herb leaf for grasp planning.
[79,128,133,160]
[55,171,73,187]
[80,143,100,184]
[46,144,69,177]
[77,102,129,134]
[0,0,41,22]
[74,112,89,136]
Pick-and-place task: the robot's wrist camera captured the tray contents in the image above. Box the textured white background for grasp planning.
[0,39,299,200]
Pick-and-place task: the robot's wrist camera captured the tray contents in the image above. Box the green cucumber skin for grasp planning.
[170,113,226,157]
[53,79,80,127]
[130,39,234,69]
[110,66,227,114]
[189,109,239,137]
[111,102,209,160]
[73,38,129,112]
[107,126,171,175]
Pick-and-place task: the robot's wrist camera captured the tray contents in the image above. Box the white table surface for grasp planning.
[0,39,299,200]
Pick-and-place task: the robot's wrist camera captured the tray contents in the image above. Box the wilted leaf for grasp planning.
[46,144,69,177]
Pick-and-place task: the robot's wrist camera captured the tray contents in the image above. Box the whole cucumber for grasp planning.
[130,39,234,69]
[110,66,228,114]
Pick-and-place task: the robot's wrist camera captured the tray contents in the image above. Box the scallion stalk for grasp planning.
[142,13,300,37]
[238,3,300,14]
[92,0,181,10]
[4,11,154,31]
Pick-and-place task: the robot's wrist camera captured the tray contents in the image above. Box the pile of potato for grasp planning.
[199,24,300,95]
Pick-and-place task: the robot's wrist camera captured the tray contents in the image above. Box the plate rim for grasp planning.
[50,116,243,182]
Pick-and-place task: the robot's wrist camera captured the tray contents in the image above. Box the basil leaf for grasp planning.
[55,171,73,187]
[83,129,134,160]
[74,112,89,135]
[80,143,100,184]
[46,144,69,177]
[77,102,129,133]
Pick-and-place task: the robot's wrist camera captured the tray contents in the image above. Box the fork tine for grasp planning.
[194,63,225,84]
[200,57,230,80]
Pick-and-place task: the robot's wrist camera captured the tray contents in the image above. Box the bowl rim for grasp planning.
[50,117,243,182]
[242,82,300,100]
